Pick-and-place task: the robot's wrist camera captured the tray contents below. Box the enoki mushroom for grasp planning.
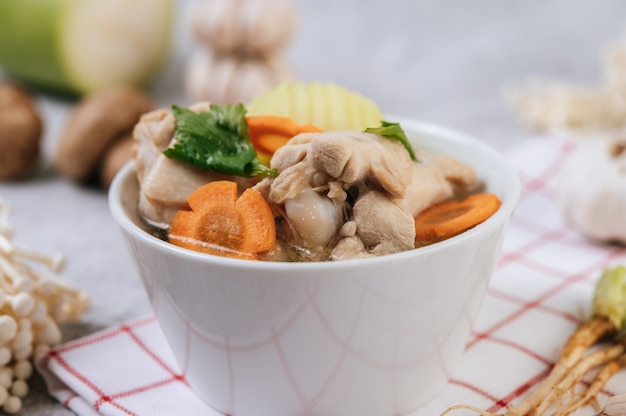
[0,198,88,413]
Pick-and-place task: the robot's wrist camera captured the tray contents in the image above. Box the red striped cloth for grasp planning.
[37,136,626,415]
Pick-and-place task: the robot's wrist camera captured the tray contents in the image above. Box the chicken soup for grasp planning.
[132,100,499,262]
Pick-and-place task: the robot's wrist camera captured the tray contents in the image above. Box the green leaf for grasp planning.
[365,121,417,161]
[163,104,277,178]
[592,265,626,329]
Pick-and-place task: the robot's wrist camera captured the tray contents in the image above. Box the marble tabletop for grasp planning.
[1,0,626,414]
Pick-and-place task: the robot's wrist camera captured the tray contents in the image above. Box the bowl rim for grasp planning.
[108,118,521,271]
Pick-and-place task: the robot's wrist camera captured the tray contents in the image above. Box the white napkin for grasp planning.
[37,136,626,415]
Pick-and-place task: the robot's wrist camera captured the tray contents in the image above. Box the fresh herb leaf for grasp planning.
[365,121,417,161]
[164,104,277,178]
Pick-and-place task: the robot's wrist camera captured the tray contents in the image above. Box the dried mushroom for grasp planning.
[54,86,152,188]
[0,83,42,181]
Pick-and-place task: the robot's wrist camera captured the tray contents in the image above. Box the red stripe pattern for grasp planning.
[37,136,626,416]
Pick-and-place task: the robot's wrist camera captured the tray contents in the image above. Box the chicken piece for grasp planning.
[137,156,223,228]
[393,151,478,217]
[269,133,312,172]
[134,109,174,183]
[284,188,343,249]
[134,104,253,228]
[257,130,417,260]
[265,130,413,202]
[393,161,454,217]
[330,235,375,261]
[331,191,416,260]
[308,131,412,198]
[257,129,478,260]
[430,153,477,188]
[353,191,415,255]
[256,162,344,251]
[266,162,317,204]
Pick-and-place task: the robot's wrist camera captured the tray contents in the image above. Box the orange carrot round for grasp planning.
[246,115,321,159]
[414,193,502,242]
[169,181,276,259]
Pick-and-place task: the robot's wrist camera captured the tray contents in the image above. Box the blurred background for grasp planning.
[3,0,625,158]
[1,0,626,413]
[168,0,626,148]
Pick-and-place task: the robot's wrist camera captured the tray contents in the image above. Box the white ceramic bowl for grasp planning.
[108,119,520,416]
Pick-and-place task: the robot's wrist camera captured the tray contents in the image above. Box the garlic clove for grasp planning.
[190,0,297,55]
[184,49,294,105]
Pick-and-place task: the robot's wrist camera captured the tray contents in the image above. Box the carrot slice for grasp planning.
[246,115,321,159]
[413,193,502,242]
[235,186,276,254]
[168,181,276,260]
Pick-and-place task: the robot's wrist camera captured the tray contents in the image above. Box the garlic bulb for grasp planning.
[558,135,626,243]
[190,0,297,55]
[184,48,294,104]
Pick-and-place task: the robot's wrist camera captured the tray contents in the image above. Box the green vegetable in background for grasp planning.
[165,104,277,178]
[365,121,417,161]
[0,0,173,95]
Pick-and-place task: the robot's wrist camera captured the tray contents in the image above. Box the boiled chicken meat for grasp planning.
[133,104,254,228]
[255,130,478,260]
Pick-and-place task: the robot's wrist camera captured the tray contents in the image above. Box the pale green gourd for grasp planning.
[247,82,383,131]
[0,0,174,95]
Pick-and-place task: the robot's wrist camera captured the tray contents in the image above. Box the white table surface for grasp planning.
[1,0,625,414]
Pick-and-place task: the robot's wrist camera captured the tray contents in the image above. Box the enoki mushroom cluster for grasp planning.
[0,199,88,414]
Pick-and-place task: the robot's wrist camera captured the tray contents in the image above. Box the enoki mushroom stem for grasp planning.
[0,199,88,413]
